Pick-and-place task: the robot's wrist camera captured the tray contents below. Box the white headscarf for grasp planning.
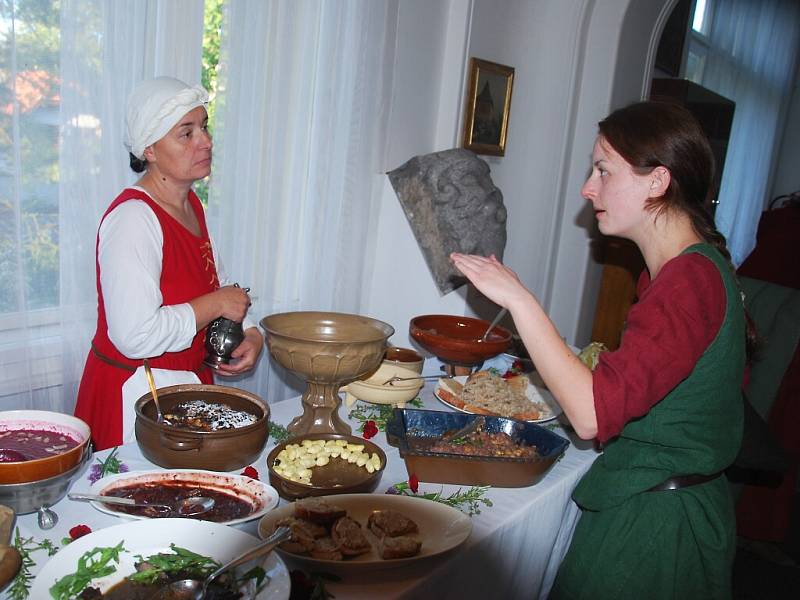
[124,76,209,160]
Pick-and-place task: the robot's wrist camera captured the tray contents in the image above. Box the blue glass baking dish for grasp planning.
[386,408,569,487]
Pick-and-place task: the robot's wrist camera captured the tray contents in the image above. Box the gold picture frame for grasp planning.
[462,58,515,156]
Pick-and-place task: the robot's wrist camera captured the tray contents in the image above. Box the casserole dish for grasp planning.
[386,408,569,487]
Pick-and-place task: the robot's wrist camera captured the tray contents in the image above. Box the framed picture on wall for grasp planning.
[462,58,515,156]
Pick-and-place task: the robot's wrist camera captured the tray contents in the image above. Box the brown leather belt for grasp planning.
[648,471,723,492]
[91,343,137,372]
[91,343,208,375]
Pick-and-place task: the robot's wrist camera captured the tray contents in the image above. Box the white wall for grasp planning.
[361,0,674,353]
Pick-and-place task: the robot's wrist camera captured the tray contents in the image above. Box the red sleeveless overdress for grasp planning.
[75,188,217,450]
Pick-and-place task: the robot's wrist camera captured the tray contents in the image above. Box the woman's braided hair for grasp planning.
[599,100,758,359]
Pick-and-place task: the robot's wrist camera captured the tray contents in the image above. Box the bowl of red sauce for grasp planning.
[0,410,91,484]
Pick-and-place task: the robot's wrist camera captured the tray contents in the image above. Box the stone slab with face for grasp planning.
[387,148,507,295]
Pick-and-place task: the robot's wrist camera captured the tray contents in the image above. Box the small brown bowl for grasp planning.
[135,384,269,472]
[266,433,386,501]
[0,411,91,484]
[409,314,512,366]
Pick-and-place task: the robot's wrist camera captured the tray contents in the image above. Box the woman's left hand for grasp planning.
[215,327,264,376]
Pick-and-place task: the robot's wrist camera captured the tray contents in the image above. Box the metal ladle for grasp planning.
[143,358,164,423]
[161,526,292,600]
[68,493,215,517]
[480,308,508,341]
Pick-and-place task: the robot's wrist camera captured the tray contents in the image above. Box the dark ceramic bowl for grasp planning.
[0,411,92,484]
[135,384,269,472]
[386,408,569,487]
[409,314,512,366]
[266,433,386,501]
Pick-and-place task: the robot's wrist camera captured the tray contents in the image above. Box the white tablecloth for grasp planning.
[3,382,598,600]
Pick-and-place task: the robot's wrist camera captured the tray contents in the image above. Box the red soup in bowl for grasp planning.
[0,411,91,484]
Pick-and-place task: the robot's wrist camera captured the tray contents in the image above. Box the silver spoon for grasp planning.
[441,416,485,443]
[481,308,508,341]
[161,526,292,600]
[143,359,164,424]
[68,493,215,517]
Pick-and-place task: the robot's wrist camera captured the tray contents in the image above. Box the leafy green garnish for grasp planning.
[348,398,423,432]
[390,481,493,516]
[269,421,291,445]
[49,542,125,600]
[128,544,220,585]
[9,528,59,600]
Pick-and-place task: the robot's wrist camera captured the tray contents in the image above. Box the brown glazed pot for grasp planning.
[409,314,512,366]
[0,411,91,484]
[134,384,269,472]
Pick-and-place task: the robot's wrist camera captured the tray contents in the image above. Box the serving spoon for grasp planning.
[67,493,215,517]
[143,358,164,423]
[480,307,508,341]
[160,526,292,600]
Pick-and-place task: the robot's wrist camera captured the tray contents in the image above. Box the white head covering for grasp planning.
[124,76,209,160]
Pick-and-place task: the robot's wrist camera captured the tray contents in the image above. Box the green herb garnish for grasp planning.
[349,398,423,432]
[128,544,220,585]
[9,528,59,600]
[390,482,493,516]
[269,421,291,445]
[49,542,125,600]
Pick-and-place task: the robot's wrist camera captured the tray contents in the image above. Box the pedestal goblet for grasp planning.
[261,311,394,436]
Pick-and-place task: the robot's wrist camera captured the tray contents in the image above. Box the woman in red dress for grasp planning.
[75,77,262,450]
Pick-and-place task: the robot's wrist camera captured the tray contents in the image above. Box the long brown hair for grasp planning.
[599,101,758,359]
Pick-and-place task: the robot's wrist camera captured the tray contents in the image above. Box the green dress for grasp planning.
[551,244,745,599]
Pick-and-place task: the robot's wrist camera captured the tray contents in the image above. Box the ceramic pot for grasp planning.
[135,384,269,471]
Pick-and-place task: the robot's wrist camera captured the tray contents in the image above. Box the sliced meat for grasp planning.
[330,516,372,556]
[294,497,347,524]
[310,536,344,561]
[276,520,316,555]
[378,535,422,559]
[276,515,327,539]
[367,509,419,538]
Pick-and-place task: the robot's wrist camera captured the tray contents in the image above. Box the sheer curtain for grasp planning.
[208,0,396,404]
[700,0,800,266]
[0,0,204,413]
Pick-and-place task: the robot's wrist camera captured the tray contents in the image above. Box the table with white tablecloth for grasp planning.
[3,381,598,600]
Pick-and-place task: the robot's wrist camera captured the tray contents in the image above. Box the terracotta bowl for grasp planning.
[135,384,269,472]
[0,411,91,484]
[409,314,512,366]
[266,433,386,501]
[383,347,424,373]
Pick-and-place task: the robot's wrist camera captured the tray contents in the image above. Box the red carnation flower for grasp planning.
[512,359,525,371]
[409,473,419,494]
[241,466,259,480]
[363,420,379,440]
[69,524,92,540]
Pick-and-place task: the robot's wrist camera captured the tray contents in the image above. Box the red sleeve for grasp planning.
[593,253,726,443]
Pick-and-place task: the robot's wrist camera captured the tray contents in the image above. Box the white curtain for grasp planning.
[207,0,396,404]
[0,0,203,413]
[701,0,800,266]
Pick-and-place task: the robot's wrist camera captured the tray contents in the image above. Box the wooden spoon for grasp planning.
[143,358,164,423]
[0,505,22,591]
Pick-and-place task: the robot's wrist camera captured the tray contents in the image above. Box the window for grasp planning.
[686,0,714,83]
[0,0,61,318]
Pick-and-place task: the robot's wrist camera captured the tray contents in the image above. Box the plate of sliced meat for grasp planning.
[257,494,472,574]
[435,371,561,423]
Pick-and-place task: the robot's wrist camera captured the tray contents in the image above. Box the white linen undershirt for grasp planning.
[98,187,255,359]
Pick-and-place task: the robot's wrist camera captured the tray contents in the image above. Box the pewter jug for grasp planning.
[204,317,245,368]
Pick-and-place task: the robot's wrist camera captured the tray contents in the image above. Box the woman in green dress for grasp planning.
[451,101,756,599]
